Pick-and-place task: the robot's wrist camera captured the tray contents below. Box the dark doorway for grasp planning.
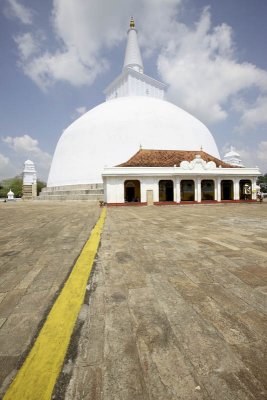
[124,180,141,202]
[181,180,195,201]
[239,180,252,200]
[221,180,233,200]
[201,180,215,201]
[159,180,174,201]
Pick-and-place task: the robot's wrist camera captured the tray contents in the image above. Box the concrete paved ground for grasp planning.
[63,203,267,400]
[0,201,100,395]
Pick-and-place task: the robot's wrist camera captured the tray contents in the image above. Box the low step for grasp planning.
[40,189,103,196]
[42,183,103,193]
[39,194,104,201]
[38,183,104,201]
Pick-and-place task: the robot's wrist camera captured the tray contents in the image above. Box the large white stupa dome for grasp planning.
[48,96,219,186]
[47,18,220,187]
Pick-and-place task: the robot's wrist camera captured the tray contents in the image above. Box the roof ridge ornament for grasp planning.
[180,155,217,170]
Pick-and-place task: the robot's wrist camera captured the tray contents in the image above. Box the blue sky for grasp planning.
[0,0,266,181]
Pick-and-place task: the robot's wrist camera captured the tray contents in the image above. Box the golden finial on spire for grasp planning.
[130,17,135,28]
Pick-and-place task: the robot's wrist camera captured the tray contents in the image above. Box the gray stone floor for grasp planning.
[64,203,267,400]
[0,201,100,394]
[0,201,266,399]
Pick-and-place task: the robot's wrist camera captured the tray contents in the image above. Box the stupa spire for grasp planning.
[104,18,166,101]
[123,17,144,73]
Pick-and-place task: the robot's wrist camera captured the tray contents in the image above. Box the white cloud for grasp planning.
[75,106,87,116]
[135,0,182,55]
[257,141,267,163]
[3,134,39,153]
[0,153,18,180]
[238,96,267,132]
[71,106,88,121]
[13,0,182,90]
[4,0,33,25]
[13,32,39,60]
[22,48,108,90]
[157,7,267,124]
[2,135,52,175]
[0,153,9,167]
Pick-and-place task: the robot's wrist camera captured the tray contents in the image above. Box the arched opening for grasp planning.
[221,180,234,200]
[181,180,195,201]
[124,180,141,202]
[240,179,252,200]
[201,180,215,201]
[159,180,174,201]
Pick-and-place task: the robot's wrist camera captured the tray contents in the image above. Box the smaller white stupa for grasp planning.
[7,189,14,200]
[223,146,244,167]
[22,160,37,198]
[23,160,37,185]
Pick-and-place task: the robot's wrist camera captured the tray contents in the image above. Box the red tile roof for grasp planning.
[117,149,237,168]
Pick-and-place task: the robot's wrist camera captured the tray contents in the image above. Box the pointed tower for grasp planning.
[104,18,166,101]
[123,17,144,73]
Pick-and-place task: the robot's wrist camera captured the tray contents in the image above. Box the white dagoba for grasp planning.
[7,189,14,200]
[223,146,244,167]
[23,160,37,198]
[23,160,37,185]
[47,18,220,187]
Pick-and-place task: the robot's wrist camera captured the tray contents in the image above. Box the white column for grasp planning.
[252,177,257,200]
[173,177,177,203]
[196,178,201,202]
[234,178,240,200]
[216,178,221,202]
[154,179,159,202]
[194,178,198,202]
[103,178,107,203]
[140,178,145,203]
[176,178,181,203]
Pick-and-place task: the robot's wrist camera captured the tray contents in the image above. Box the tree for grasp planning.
[37,180,46,195]
[0,176,23,198]
[257,174,267,193]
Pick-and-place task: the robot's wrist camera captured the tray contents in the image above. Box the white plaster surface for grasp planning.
[47,97,220,187]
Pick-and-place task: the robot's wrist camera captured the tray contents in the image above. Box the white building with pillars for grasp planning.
[102,149,260,205]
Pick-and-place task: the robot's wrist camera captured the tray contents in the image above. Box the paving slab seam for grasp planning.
[3,208,106,400]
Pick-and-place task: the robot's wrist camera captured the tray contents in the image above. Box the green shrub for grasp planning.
[0,176,23,198]
[257,174,267,193]
[37,180,46,195]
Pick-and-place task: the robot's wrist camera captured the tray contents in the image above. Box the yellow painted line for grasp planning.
[4,208,106,400]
